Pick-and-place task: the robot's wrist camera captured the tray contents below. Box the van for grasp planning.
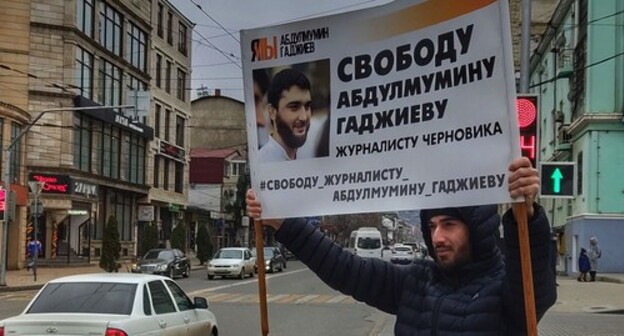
[348,227,383,259]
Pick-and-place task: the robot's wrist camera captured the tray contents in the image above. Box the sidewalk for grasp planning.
[0,256,206,292]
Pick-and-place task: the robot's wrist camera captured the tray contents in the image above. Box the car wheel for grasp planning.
[207,274,214,280]
[211,327,218,336]
[183,265,190,278]
[250,269,254,277]
[283,261,287,269]
[238,269,245,280]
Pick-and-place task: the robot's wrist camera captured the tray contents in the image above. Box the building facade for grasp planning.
[529,0,624,274]
[141,0,193,251]
[0,0,33,270]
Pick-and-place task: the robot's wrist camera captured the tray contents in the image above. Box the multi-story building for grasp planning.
[0,0,32,270]
[5,0,158,267]
[189,92,247,248]
[529,0,624,274]
[142,0,193,248]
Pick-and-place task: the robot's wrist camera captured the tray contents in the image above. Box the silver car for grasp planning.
[0,273,218,336]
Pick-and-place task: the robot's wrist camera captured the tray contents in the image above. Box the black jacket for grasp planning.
[275,203,556,335]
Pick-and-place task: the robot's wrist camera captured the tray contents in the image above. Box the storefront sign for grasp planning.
[74,96,154,140]
[138,205,155,221]
[29,174,70,194]
[168,203,181,212]
[159,140,186,162]
[68,209,88,215]
[73,180,99,198]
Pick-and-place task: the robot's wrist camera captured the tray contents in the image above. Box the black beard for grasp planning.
[275,114,309,149]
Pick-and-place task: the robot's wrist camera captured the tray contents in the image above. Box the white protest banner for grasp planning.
[242,0,521,219]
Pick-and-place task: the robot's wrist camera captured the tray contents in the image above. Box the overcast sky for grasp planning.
[170,0,392,102]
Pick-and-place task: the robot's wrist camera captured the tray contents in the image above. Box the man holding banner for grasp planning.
[246,156,556,335]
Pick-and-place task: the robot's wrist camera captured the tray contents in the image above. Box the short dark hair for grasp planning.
[267,68,311,108]
[253,68,270,95]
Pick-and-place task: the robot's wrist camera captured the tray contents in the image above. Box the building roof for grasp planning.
[190,148,241,159]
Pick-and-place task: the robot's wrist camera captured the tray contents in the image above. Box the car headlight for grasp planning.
[157,264,168,271]
[265,260,271,266]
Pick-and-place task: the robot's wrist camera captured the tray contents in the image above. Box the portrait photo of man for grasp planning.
[255,60,330,163]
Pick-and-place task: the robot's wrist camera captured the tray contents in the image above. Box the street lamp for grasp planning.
[0,104,133,286]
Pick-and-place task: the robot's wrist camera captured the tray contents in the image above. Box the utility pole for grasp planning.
[28,181,44,282]
[0,104,133,286]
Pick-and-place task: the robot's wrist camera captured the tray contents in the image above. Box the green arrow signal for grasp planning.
[550,168,564,193]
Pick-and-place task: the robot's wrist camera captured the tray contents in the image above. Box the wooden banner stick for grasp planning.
[512,202,538,336]
[254,219,269,336]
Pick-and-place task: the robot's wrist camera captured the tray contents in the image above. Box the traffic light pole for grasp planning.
[0,104,133,286]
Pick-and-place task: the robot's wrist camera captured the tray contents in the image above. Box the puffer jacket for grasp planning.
[275,203,556,335]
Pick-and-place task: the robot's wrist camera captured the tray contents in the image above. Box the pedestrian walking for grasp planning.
[246,157,557,335]
[577,248,590,282]
[588,236,601,282]
[26,236,42,271]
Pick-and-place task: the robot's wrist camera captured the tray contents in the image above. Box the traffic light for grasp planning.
[516,94,539,168]
[540,162,575,198]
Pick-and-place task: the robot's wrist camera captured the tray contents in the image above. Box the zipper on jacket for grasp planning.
[431,294,444,336]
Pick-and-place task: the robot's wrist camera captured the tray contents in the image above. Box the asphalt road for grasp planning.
[2,260,624,335]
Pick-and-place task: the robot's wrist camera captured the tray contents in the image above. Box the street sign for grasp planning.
[540,162,576,198]
[30,201,44,216]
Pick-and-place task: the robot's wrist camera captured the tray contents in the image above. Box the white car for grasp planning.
[0,273,218,336]
[390,245,416,265]
[207,247,256,280]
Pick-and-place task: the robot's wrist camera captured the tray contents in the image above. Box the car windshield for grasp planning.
[358,237,381,249]
[145,250,175,260]
[394,247,412,252]
[27,282,136,315]
[214,249,242,259]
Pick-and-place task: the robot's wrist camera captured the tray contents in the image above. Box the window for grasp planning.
[227,161,245,177]
[75,47,93,99]
[143,285,152,316]
[157,3,164,38]
[176,69,186,101]
[128,134,146,184]
[99,3,123,56]
[111,128,120,179]
[148,280,176,314]
[175,162,183,193]
[163,159,170,190]
[178,23,187,55]
[165,61,171,93]
[102,124,112,177]
[127,75,147,119]
[175,115,184,146]
[99,60,122,109]
[577,151,583,195]
[154,104,161,137]
[155,54,162,88]
[76,0,94,38]
[165,280,193,311]
[164,109,171,141]
[153,155,160,188]
[167,12,173,45]
[126,22,147,72]
[73,113,92,172]
[27,282,136,315]
[10,123,22,183]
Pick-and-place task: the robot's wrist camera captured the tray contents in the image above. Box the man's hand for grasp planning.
[245,189,284,230]
[508,157,539,218]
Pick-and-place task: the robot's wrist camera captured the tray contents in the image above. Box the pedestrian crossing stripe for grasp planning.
[201,292,359,305]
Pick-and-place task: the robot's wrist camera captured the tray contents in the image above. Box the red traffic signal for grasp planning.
[516,95,538,168]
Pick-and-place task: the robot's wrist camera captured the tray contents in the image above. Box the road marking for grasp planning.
[294,295,319,304]
[189,268,309,296]
[267,294,289,302]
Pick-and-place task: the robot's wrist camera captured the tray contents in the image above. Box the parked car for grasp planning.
[207,247,255,280]
[251,247,286,273]
[390,244,416,265]
[0,273,218,336]
[133,248,190,279]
